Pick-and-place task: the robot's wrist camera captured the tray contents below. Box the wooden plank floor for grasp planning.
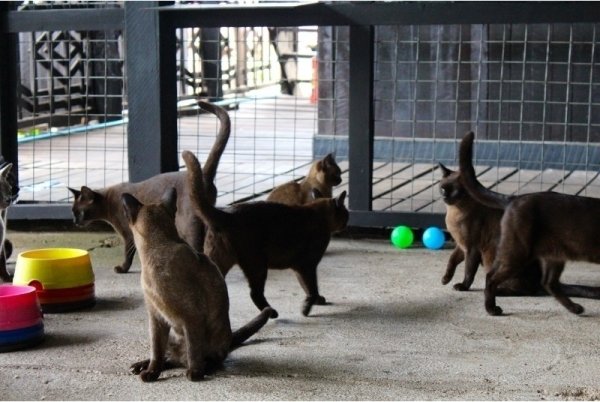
[15,95,600,214]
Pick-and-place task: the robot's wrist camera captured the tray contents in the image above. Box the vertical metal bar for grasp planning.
[125,1,178,183]
[0,2,20,184]
[348,24,374,211]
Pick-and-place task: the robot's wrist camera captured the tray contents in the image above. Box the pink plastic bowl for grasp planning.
[0,285,43,331]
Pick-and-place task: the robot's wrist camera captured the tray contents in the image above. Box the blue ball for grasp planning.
[422,226,445,250]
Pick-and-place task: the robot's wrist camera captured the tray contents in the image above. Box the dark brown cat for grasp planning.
[267,153,342,205]
[68,100,230,273]
[440,156,600,298]
[182,150,349,319]
[459,131,600,316]
[122,189,272,382]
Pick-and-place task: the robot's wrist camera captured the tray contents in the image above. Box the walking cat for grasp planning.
[440,143,600,298]
[68,100,230,273]
[459,132,600,316]
[267,153,342,205]
[122,189,272,382]
[0,162,16,282]
[182,150,349,318]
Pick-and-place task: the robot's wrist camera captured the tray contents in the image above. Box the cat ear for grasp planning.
[67,187,81,198]
[121,193,142,224]
[438,163,453,177]
[0,163,12,178]
[161,187,177,216]
[335,191,347,208]
[324,153,336,166]
[80,186,101,201]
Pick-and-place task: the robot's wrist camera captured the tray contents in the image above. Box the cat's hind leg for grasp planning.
[240,263,278,319]
[541,260,584,314]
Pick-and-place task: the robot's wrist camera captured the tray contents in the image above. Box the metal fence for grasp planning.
[3,2,600,228]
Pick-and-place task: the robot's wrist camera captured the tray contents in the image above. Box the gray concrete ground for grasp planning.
[2,229,600,400]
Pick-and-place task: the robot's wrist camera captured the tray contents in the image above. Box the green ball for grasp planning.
[390,225,414,249]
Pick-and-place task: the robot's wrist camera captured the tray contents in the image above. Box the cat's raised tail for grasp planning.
[197,101,231,206]
[182,150,231,229]
[458,132,513,210]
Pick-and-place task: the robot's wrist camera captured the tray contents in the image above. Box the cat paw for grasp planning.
[486,305,503,316]
[441,275,452,285]
[302,300,314,317]
[571,304,585,315]
[186,369,205,382]
[130,360,150,375]
[140,369,161,382]
[315,295,327,305]
[114,265,130,274]
[269,308,279,319]
[453,283,470,291]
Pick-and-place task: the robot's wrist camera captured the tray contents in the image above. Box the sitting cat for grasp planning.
[266,153,342,205]
[459,132,600,316]
[0,162,16,282]
[182,150,349,319]
[68,100,230,273]
[122,189,272,382]
[440,148,600,298]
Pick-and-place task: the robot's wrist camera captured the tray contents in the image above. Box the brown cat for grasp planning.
[0,162,16,282]
[440,155,600,299]
[68,100,230,273]
[459,132,600,316]
[122,189,272,382]
[182,150,349,319]
[266,153,342,205]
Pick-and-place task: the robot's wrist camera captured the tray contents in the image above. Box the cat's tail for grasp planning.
[459,132,512,210]
[182,150,231,229]
[197,101,231,206]
[561,284,600,299]
[230,307,273,349]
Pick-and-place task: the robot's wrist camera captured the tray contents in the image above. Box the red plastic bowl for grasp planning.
[0,285,43,331]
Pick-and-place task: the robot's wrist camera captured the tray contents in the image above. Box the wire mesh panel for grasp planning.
[316,22,600,215]
[16,26,127,203]
[176,26,322,206]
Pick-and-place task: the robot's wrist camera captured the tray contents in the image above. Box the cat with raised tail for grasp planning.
[439,133,600,300]
[69,100,230,274]
[267,153,342,205]
[122,189,272,382]
[459,132,600,316]
[182,150,349,319]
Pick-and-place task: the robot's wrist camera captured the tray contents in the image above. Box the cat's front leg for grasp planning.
[138,312,170,382]
[0,252,12,282]
[115,238,136,273]
[453,248,481,291]
[442,246,464,285]
[294,267,324,316]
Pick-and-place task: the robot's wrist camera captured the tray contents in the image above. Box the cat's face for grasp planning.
[0,164,14,209]
[438,163,467,206]
[68,186,105,226]
[319,153,342,186]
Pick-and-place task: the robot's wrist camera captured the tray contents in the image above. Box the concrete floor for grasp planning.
[2,229,600,400]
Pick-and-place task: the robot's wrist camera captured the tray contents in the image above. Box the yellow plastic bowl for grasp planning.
[13,248,94,290]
